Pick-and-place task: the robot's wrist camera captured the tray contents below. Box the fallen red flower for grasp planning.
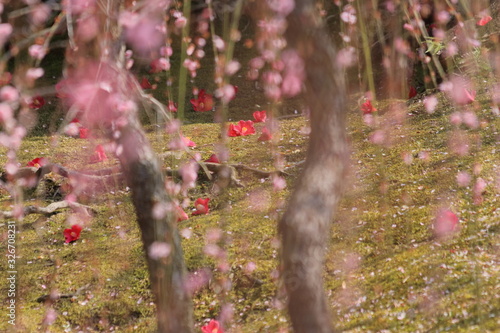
[64,224,82,243]
[477,15,492,26]
[253,110,267,123]
[201,319,223,333]
[227,120,256,137]
[361,100,377,114]
[29,96,45,109]
[167,100,178,112]
[408,86,418,99]
[190,89,213,112]
[192,198,210,216]
[258,127,272,142]
[90,144,107,163]
[182,136,196,147]
[227,123,241,137]
[140,77,152,89]
[205,154,221,163]
[27,157,48,168]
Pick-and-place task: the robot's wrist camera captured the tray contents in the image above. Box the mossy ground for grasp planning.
[1,16,499,333]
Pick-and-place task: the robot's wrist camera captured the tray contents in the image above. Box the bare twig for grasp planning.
[1,200,96,218]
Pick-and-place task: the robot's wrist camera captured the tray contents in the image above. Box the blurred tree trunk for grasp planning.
[63,1,194,332]
[280,1,348,332]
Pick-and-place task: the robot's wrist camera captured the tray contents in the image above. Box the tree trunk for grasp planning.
[280,1,348,332]
[62,1,194,331]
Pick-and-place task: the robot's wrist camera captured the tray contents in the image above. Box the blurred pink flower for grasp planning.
[0,85,19,102]
[423,95,438,113]
[90,144,107,163]
[434,209,459,239]
[456,171,471,187]
[28,44,46,60]
[124,18,165,55]
[0,23,12,46]
[26,67,44,80]
[258,127,272,142]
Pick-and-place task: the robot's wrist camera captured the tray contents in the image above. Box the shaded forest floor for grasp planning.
[0,82,498,332]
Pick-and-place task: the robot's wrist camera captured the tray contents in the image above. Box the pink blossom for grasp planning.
[28,44,47,60]
[215,84,236,104]
[456,171,471,187]
[281,74,302,97]
[258,127,272,142]
[148,242,171,260]
[336,47,356,68]
[340,11,356,25]
[76,15,99,42]
[160,46,173,57]
[272,175,286,191]
[175,16,187,28]
[26,67,45,80]
[62,0,96,15]
[225,60,241,75]
[249,57,265,70]
[30,4,51,26]
[434,209,459,239]
[423,95,438,114]
[0,23,12,46]
[179,161,198,189]
[267,0,295,16]
[124,18,165,55]
[462,111,479,129]
[0,86,19,102]
[0,103,13,125]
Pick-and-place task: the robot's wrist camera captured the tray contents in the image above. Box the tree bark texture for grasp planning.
[280,1,349,332]
[62,1,194,331]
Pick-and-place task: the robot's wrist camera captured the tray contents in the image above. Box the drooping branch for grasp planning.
[279,1,349,332]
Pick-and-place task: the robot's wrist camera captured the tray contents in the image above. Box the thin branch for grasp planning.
[1,200,96,218]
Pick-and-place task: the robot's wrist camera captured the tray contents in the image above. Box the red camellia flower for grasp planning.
[408,86,418,99]
[253,110,267,122]
[361,100,377,114]
[201,319,223,333]
[140,77,152,89]
[64,224,82,243]
[192,198,210,216]
[227,120,256,137]
[258,127,272,142]
[27,157,48,168]
[90,144,107,163]
[205,154,220,163]
[477,15,492,26]
[190,89,214,112]
[29,96,45,109]
[227,123,241,137]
